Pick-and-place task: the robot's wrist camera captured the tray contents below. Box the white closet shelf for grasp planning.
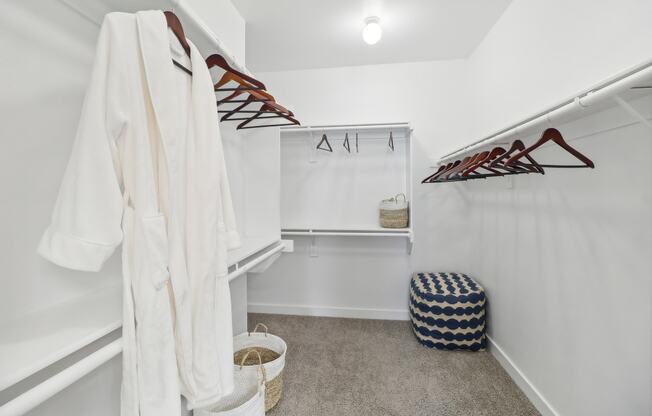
[0,284,122,391]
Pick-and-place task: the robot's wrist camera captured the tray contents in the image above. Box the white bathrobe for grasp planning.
[38,10,240,415]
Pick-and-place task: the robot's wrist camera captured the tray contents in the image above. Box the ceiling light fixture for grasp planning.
[362,16,382,45]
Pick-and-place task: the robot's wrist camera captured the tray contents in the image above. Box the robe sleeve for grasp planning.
[38,15,127,272]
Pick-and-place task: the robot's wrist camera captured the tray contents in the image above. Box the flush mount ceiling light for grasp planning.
[362,16,382,45]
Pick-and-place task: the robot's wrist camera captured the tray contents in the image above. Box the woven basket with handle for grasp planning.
[196,350,266,416]
[379,193,409,228]
[233,324,286,412]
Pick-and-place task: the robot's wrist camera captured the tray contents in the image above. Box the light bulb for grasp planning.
[362,17,382,45]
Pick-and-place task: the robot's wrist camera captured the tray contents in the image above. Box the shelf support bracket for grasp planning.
[613,95,652,130]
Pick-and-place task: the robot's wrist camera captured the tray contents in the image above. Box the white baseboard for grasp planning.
[487,335,560,416]
[248,302,410,321]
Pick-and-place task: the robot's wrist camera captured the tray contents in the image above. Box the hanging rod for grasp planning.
[437,60,652,164]
[0,339,123,416]
[281,122,411,133]
[228,243,284,282]
[281,228,413,242]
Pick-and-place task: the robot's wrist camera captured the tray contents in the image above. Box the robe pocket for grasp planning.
[141,214,171,290]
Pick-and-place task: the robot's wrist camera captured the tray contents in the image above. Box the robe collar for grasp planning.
[135,10,214,175]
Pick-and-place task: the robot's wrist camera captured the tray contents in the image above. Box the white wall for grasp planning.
[465,0,652,147]
[248,60,475,319]
[467,99,651,416]
[462,1,652,415]
[248,1,652,415]
[0,0,249,414]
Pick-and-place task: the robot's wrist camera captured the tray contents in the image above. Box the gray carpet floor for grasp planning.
[248,313,540,416]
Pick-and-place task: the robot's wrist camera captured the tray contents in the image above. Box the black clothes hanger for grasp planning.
[343,133,351,153]
[317,134,333,152]
[388,131,394,151]
[355,132,359,153]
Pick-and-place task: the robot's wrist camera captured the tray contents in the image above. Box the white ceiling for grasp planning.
[233,0,513,72]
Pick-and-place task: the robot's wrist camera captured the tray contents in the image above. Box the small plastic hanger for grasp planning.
[388,131,394,151]
[343,132,351,153]
[355,132,359,153]
[316,133,333,152]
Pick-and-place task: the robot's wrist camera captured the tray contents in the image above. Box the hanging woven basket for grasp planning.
[379,193,409,228]
[233,324,287,412]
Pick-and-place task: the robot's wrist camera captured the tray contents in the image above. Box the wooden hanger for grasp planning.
[442,153,483,181]
[489,139,545,174]
[164,11,190,56]
[424,161,459,182]
[214,72,263,92]
[316,134,333,152]
[206,54,266,89]
[218,88,293,117]
[421,164,449,183]
[421,163,452,183]
[236,103,300,129]
[461,147,506,177]
[220,94,293,120]
[216,78,268,101]
[461,146,535,180]
[164,11,193,76]
[505,128,595,169]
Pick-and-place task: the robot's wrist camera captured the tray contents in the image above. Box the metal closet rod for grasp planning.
[281,122,411,133]
[438,60,652,164]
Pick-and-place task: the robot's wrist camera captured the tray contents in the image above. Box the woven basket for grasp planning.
[233,324,287,412]
[379,193,409,228]
[196,350,266,416]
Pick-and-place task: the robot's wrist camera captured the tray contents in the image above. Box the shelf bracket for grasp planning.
[613,95,652,130]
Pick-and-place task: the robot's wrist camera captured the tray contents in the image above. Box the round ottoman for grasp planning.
[409,272,486,351]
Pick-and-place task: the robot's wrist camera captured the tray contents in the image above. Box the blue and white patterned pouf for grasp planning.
[409,272,486,351]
